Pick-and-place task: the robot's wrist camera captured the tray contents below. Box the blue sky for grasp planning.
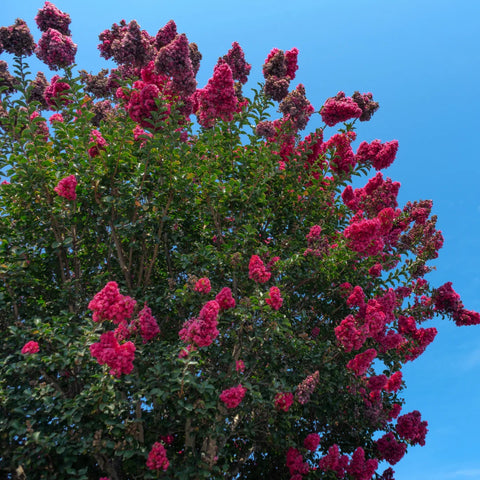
[3,1,480,478]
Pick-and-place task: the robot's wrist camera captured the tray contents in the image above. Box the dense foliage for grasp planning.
[1,3,478,479]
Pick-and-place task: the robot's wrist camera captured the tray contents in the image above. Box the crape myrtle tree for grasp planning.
[0,3,478,480]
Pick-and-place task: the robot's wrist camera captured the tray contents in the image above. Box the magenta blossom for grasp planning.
[21,341,39,354]
[54,174,77,200]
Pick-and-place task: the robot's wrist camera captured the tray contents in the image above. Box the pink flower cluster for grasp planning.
[397,315,437,361]
[99,20,153,68]
[49,113,64,123]
[396,410,428,446]
[346,447,378,480]
[146,442,169,471]
[88,281,136,324]
[136,304,160,343]
[386,371,403,392]
[44,75,71,108]
[215,287,236,310]
[303,433,320,452]
[29,111,49,141]
[322,132,356,175]
[35,28,77,71]
[155,33,196,96]
[278,84,315,131]
[90,331,136,377]
[356,140,399,171]
[262,47,299,101]
[133,125,153,143]
[219,41,251,84]
[219,384,246,409]
[193,63,238,128]
[88,129,108,158]
[335,314,368,352]
[286,447,310,477]
[274,392,294,412]
[321,91,362,127]
[266,286,283,310]
[34,2,76,70]
[155,20,177,49]
[194,277,211,294]
[0,19,36,57]
[318,445,378,480]
[54,174,77,200]
[116,63,169,130]
[306,225,322,242]
[295,371,319,404]
[375,432,407,465]
[342,172,400,218]
[35,2,71,35]
[344,207,398,257]
[352,91,379,122]
[249,255,271,283]
[179,300,220,347]
[21,341,39,354]
[318,444,349,478]
[346,348,377,376]
[235,359,245,373]
[433,282,480,326]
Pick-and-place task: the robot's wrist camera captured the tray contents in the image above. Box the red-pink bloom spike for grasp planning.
[376,432,407,465]
[347,286,366,307]
[386,371,403,392]
[220,41,251,84]
[137,304,160,343]
[90,331,135,377]
[35,2,71,35]
[155,20,177,49]
[303,433,321,452]
[248,255,271,283]
[193,63,238,128]
[284,47,299,80]
[352,91,379,122]
[279,84,314,131]
[0,19,36,57]
[88,129,108,158]
[194,277,211,294]
[265,286,283,310]
[35,28,77,71]
[29,111,49,141]
[396,410,428,446]
[335,315,368,352]
[346,348,377,376]
[219,384,246,409]
[296,371,320,404]
[155,33,197,96]
[44,75,71,108]
[323,132,356,174]
[346,446,378,480]
[321,91,362,127]
[356,139,399,171]
[286,447,310,476]
[318,444,349,478]
[54,175,77,201]
[274,392,294,412]
[215,287,236,310]
[344,217,384,256]
[21,341,39,354]
[367,374,388,394]
[179,300,220,347]
[49,113,64,123]
[88,281,136,325]
[235,360,245,373]
[146,442,169,471]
